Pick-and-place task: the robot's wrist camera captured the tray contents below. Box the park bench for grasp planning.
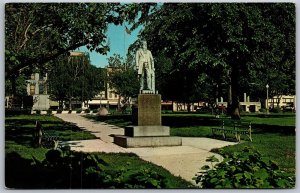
[33,121,59,149]
[211,119,252,142]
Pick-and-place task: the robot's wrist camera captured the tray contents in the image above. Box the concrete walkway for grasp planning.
[55,114,237,185]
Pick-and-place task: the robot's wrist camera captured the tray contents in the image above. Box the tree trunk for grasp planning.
[227,84,232,116]
[229,63,240,120]
[117,94,121,111]
[59,100,63,109]
[187,103,191,112]
[69,98,72,110]
[277,95,281,109]
[11,75,16,97]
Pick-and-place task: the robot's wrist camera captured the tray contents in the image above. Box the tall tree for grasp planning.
[48,52,105,109]
[107,54,139,111]
[5,3,125,75]
[138,3,295,118]
[107,54,124,68]
[109,67,140,111]
[5,3,129,95]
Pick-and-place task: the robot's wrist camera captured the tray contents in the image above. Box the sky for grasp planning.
[78,23,143,68]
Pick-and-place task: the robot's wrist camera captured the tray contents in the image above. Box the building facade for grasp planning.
[25,73,55,110]
[266,95,296,110]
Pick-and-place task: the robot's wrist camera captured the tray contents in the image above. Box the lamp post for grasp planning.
[266,84,269,114]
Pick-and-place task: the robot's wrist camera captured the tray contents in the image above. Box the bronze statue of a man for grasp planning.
[135,40,155,93]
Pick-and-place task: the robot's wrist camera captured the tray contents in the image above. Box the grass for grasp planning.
[5,114,97,160]
[211,133,295,174]
[85,112,296,176]
[5,151,193,189]
[168,113,296,175]
[98,153,193,188]
[5,114,194,188]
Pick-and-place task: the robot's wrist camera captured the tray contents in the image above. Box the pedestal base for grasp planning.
[113,93,182,148]
[113,135,182,148]
[125,126,170,137]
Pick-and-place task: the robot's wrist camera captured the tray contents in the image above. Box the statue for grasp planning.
[135,40,155,93]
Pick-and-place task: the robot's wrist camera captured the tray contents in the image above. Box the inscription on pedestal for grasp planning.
[138,94,161,126]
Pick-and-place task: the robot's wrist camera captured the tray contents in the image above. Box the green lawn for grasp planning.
[98,153,193,188]
[5,114,194,188]
[5,114,98,160]
[85,112,296,176]
[168,113,296,174]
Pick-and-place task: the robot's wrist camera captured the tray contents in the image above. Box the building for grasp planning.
[217,93,261,112]
[25,73,57,110]
[267,95,296,110]
[83,67,122,110]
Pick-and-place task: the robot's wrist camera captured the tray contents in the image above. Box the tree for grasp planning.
[5,3,159,96]
[5,74,27,96]
[109,67,140,111]
[5,3,127,95]
[138,3,295,118]
[107,54,139,111]
[48,52,105,109]
[107,54,124,68]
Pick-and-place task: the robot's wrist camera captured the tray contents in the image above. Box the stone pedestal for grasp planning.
[137,94,161,126]
[114,94,182,147]
[113,136,182,148]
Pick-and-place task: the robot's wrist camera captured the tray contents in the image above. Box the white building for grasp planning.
[267,95,296,110]
[25,73,56,110]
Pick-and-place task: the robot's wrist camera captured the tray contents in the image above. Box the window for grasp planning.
[39,84,44,94]
[30,84,35,95]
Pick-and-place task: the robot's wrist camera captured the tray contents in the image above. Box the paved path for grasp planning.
[55,114,237,185]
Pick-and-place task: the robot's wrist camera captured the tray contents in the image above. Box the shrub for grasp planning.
[5,108,32,115]
[259,108,267,113]
[84,109,91,113]
[29,150,167,188]
[193,147,295,188]
[271,107,282,113]
[92,109,98,113]
[47,109,52,115]
[57,109,62,114]
[162,110,173,114]
[76,109,82,114]
[36,110,41,115]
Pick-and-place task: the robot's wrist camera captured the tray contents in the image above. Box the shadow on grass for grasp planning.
[5,151,71,189]
[6,150,194,189]
[162,116,219,127]
[6,117,97,148]
[5,151,93,189]
[251,124,295,135]
[84,114,295,137]
[253,114,295,118]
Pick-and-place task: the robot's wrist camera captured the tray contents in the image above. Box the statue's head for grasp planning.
[141,40,147,50]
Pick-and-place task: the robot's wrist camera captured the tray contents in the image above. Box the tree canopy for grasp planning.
[5,3,155,96]
[138,3,295,118]
[5,3,158,77]
[48,52,105,109]
[107,54,140,110]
